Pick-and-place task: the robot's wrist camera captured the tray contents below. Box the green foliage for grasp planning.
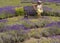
[30,19,50,28]
[22,21,34,28]
[39,37,60,43]
[42,11,60,17]
[41,27,60,37]
[15,7,24,16]
[0,10,14,19]
[27,27,60,38]
[28,28,46,39]
[0,14,6,19]
[0,30,30,43]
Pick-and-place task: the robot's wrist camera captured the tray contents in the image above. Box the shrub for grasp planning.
[0,30,30,43]
[39,37,60,43]
[0,22,7,32]
[28,27,60,38]
[28,28,46,39]
[42,27,60,37]
[15,7,24,16]
[22,21,35,29]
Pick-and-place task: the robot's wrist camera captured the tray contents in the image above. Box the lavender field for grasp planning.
[0,0,60,43]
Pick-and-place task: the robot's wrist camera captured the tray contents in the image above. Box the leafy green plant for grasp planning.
[15,7,24,16]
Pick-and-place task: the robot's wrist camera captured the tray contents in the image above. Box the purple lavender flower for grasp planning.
[45,21,60,28]
[56,22,60,27]
[57,22,60,24]
[0,8,4,13]
[3,6,15,14]
[43,6,52,12]
[0,19,7,22]
[45,22,57,27]
[24,6,36,15]
[10,25,25,30]
[53,0,60,3]
[3,24,30,30]
[42,0,60,3]
[51,35,60,39]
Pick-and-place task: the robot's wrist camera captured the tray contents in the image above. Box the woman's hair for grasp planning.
[37,2,41,5]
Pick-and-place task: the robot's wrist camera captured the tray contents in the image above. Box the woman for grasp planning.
[33,1,43,18]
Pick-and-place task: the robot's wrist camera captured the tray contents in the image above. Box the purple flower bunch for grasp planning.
[43,6,53,12]
[45,21,60,28]
[0,8,4,14]
[24,6,37,16]
[3,6,16,14]
[0,19,7,22]
[0,6,23,18]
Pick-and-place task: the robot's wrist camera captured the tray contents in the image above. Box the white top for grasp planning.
[37,5,43,10]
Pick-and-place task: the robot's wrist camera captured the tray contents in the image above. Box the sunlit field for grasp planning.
[0,0,60,43]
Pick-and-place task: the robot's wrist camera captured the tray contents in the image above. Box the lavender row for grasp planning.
[0,29,60,43]
[21,0,60,3]
[0,19,60,32]
[0,6,15,14]
[0,6,60,19]
[0,6,59,14]
[0,6,24,19]
[32,0,60,3]
[45,21,60,27]
[24,6,60,17]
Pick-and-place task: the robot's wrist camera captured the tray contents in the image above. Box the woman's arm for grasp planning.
[33,4,37,10]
